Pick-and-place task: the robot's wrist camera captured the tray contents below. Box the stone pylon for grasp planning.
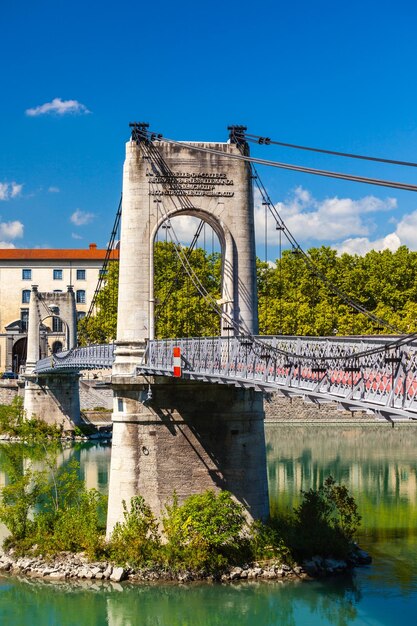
[106,131,268,535]
[23,285,81,430]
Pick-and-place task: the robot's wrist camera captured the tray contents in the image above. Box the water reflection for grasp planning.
[266,423,417,596]
[266,424,417,535]
[0,442,111,495]
[0,577,364,626]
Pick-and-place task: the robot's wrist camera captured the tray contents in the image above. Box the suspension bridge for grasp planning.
[21,123,417,532]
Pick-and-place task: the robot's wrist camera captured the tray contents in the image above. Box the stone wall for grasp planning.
[0,381,20,404]
[264,392,373,422]
[24,375,81,431]
[79,380,113,410]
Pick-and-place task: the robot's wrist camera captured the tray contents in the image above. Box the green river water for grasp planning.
[1,423,417,625]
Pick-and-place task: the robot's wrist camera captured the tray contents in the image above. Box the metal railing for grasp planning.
[139,335,417,419]
[34,344,115,373]
[32,335,417,419]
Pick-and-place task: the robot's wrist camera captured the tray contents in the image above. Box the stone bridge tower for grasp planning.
[107,128,269,534]
[23,285,81,430]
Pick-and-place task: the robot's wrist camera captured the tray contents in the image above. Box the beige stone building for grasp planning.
[0,244,118,373]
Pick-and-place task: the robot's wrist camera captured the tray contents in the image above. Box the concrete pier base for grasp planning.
[23,374,82,432]
[106,376,269,536]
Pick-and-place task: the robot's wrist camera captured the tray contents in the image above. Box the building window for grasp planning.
[77,311,86,320]
[76,269,86,280]
[20,309,29,332]
[52,317,63,332]
[22,269,32,280]
[99,269,108,277]
[76,290,86,304]
[22,290,31,304]
[53,269,62,280]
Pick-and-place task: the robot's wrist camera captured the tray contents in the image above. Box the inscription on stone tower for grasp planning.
[147,171,234,197]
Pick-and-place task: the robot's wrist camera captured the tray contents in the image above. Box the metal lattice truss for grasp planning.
[139,335,417,421]
[33,335,417,421]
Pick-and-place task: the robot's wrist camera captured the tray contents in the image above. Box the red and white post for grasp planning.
[173,346,181,377]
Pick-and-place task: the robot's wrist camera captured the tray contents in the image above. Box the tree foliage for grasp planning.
[78,243,222,344]
[79,242,417,343]
[290,476,361,559]
[109,495,161,566]
[0,397,63,439]
[0,448,106,559]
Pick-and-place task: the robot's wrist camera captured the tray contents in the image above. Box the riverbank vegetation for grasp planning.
[0,398,63,439]
[0,434,362,574]
[79,243,417,344]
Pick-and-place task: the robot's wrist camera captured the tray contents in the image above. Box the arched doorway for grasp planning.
[12,337,27,373]
[52,341,63,354]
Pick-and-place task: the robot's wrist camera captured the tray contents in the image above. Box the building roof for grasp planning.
[0,243,119,261]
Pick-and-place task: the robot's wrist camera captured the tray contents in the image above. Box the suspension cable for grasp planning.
[244,132,417,168]
[141,140,245,334]
[252,165,402,334]
[85,194,122,322]
[156,219,205,314]
[131,125,417,360]
[145,135,417,193]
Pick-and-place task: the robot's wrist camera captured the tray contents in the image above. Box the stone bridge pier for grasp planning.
[106,129,269,534]
[107,376,269,533]
[23,285,82,431]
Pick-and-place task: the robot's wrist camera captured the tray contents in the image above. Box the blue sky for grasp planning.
[1,0,417,260]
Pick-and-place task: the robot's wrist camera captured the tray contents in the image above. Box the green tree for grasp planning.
[154,242,221,337]
[78,261,119,344]
[292,476,361,559]
[79,242,222,344]
[80,242,417,342]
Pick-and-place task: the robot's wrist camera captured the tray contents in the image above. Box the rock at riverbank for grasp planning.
[0,547,372,585]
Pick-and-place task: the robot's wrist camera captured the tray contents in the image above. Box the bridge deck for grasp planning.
[32,335,417,421]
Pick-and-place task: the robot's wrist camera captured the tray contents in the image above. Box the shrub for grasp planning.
[249,519,293,564]
[0,397,25,434]
[0,397,62,440]
[108,496,161,567]
[162,490,248,572]
[34,489,106,559]
[0,467,47,544]
[291,476,361,559]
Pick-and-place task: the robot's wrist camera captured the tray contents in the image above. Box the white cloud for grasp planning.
[48,186,60,193]
[0,220,24,240]
[10,183,22,198]
[70,209,95,226]
[0,241,16,249]
[333,207,417,255]
[0,181,23,200]
[255,186,397,247]
[72,232,83,240]
[335,233,401,255]
[25,98,90,117]
[394,210,417,249]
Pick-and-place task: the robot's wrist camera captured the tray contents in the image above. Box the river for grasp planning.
[1,422,417,625]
